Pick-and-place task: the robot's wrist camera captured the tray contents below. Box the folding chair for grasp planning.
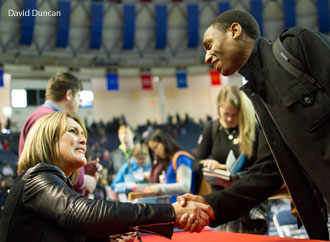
[272,205,308,238]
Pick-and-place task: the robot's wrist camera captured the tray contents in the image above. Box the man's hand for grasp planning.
[172,199,214,233]
[177,193,208,207]
[176,193,215,231]
[84,158,100,177]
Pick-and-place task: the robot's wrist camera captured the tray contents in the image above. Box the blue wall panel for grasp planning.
[283,0,296,28]
[90,2,104,49]
[56,0,71,48]
[187,4,199,48]
[317,0,330,33]
[123,4,135,50]
[156,4,167,49]
[218,1,230,14]
[20,0,37,45]
[250,0,263,36]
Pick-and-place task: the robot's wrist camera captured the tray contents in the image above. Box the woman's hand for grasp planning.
[200,159,226,170]
[109,232,135,242]
[143,185,160,194]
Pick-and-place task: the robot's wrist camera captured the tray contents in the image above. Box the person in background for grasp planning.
[195,85,269,234]
[178,9,330,240]
[109,125,135,182]
[144,129,195,203]
[0,112,214,242]
[18,72,98,196]
[111,141,150,194]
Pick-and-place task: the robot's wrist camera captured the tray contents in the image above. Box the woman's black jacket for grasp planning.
[0,163,175,242]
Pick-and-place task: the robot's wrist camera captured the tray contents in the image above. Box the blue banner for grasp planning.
[250,0,263,36]
[187,4,199,48]
[123,4,135,50]
[90,2,104,49]
[156,4,167,49]
[107,73,119,91]
[283,0,296,28]
[317,0,330,33]
[218,2,230,14]
[20,0,37,45]
[0,69,3,87]
[56,0,71,48]
[176,71,187,88]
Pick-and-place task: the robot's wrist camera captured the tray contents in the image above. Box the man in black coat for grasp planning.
[178,9,330,240]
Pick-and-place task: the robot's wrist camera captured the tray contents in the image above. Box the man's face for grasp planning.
[118,128,134,148]
[69,91,81,115]
[203,25,243,76]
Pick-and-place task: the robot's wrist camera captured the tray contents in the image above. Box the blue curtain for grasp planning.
[317,0,330,33]
[187,3,199,48]
[250,0,263,36]
[20,0,37,45]
[156,4,167,49]
[123,4,135,50]
[56,0,71,48]
[90,2,104,49]
[283,0,296,28]
[218,1,230,14]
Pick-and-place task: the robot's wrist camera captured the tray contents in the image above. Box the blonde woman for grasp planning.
[0,112,214,242]
[195,85,269,234]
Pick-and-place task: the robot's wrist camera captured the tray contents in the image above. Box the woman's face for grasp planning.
[58,118,87,176]
[219,103,239,128]
[135,153,148,167]
[148,140,166,160]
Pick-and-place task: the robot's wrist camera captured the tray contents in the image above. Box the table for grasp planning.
[141,230,325,242]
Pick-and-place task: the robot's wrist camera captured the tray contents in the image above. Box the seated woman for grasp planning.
[0,112,213,242]
[111,141,150,194]
[144,129,195,203]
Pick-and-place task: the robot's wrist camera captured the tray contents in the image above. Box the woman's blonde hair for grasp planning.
[217,85,256,158]
[132,142,149,158]
[18,112,87,173]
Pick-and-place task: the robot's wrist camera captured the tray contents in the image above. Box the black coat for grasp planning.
[0,163,175,242]
[204,27,330,240]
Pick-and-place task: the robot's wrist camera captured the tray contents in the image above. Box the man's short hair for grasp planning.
[45,72,83,101]
[210,9,260,39]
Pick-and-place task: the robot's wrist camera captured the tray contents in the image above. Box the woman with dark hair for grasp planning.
[145,129,195,203]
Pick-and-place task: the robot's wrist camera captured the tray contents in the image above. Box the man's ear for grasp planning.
[65,89,73,101]
[230,22,242,40]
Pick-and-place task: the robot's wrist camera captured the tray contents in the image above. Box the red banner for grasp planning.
[141,73,152,90]
[210,70,221,86]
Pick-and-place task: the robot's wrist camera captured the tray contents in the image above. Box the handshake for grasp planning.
[172,193,215,233]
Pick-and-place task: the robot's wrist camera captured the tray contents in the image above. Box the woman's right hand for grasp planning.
[200,159,226,170]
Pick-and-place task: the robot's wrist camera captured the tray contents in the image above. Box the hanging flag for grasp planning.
[176,71,187,88]
[106,73,119,90]
[0,69,3,87]
[141,72,152,90]
[210,70,221,85]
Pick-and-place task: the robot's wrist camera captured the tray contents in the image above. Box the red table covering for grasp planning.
[141,230,324,242]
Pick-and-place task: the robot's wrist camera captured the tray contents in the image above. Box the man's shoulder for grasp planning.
[23,106,55,127]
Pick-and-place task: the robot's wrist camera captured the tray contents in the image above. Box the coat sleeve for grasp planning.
[203,131,283,227]
[22,169,175,238]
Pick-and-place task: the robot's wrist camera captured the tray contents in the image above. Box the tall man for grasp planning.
[19,72,98,195]
[179,9,330,240]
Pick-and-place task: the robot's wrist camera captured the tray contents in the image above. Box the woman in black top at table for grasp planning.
[195,85,269,234]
